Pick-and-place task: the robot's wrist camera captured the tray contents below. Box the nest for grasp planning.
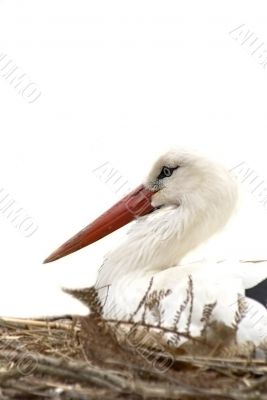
[0,313,267,400]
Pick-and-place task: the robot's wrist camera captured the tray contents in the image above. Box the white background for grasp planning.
[0,0,267,317]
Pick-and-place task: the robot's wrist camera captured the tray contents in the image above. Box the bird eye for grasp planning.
[157,165,179,180]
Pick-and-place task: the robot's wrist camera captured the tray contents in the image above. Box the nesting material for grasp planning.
[0,314,267,400]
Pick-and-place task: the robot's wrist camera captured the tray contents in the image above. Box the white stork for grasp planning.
[44,149,267,346]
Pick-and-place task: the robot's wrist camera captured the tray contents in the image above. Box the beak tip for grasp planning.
[43,253,58,264]
[43,256,53,264]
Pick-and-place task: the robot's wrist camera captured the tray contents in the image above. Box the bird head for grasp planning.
[44,149,237,264]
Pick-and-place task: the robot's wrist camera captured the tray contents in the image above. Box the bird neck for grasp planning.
[96,193,234,289]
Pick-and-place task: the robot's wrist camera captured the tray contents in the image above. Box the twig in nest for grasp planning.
[129,277,154,322]
[145,288,172,327]
[0,317,79,332]
[232,294,248,331]
[200,301,217,337]
[105,317,202,344]
[172,275,193,332]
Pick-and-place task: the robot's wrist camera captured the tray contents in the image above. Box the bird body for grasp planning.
[95,259,267,345]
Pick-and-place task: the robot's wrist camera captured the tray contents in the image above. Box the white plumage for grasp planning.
[93,149,267,345]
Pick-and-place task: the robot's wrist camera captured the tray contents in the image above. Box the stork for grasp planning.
[44,149,267,346]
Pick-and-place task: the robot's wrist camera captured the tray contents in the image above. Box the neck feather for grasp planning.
[95,189,236,288]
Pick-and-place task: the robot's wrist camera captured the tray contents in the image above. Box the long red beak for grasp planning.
[43,185,155,263]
